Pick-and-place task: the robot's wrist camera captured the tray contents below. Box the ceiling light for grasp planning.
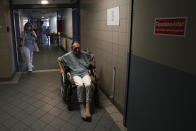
[41,0,48,4]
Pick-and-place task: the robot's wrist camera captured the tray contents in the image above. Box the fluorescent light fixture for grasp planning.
[41,0,48,4]
[42,16,44,18]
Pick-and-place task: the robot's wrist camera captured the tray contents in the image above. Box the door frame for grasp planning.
[123,0,135,127]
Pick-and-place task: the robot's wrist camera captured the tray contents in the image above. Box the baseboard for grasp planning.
[0,71,22,85]
[0,71,16,81]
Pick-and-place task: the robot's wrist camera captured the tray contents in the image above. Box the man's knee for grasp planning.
[77,82,83,87]
[73,76,83,86]
[83,75,91,87]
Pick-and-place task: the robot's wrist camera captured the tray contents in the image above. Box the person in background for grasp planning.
[37,22,43,44]
[46,26,51,38]
[57,41,95,121]
[19,22,37,74]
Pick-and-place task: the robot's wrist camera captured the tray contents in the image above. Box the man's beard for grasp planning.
[74,51,80,58]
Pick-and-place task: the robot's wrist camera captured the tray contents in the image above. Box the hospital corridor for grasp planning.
[0,0,195,131]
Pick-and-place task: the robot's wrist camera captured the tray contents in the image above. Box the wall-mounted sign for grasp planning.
[107,6,119,26]
[154,17,187,36]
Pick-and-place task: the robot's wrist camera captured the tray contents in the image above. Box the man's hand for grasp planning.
[60,68,64,75]
[91,57,96,68]
[57,60,64,74]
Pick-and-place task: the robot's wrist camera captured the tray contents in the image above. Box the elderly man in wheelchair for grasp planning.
[57,41,96,121]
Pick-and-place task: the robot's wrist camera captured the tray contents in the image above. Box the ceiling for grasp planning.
[19,9,64,18]
[12,0,76,19]
[11,0,77,5]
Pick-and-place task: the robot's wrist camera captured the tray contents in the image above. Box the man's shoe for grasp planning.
[86,116,92,122]
[80,104,87,121]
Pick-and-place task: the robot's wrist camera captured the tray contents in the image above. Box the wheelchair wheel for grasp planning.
[61,74,73,110]
[61,75,67,102]
[66,84,72,111]
[92,83,99,107]
[90,83,99,114]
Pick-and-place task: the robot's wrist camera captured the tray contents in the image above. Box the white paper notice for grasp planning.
[107,6,119,25]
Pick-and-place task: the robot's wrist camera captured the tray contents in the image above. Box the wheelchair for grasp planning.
[60,64,99,111]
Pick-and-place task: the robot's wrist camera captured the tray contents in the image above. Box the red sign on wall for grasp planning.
[154,17,187,36]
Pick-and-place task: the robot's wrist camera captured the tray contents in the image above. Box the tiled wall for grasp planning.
[0,0,15,79]
[80,0,131,112]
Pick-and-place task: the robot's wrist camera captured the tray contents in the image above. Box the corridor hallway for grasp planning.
[30,44,64,71]
[0,43,125,131]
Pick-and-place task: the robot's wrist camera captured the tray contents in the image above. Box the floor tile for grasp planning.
[30,120,47,131]
[40,112,55,124]
[3,117,18,128]
[48,117,65,130]
[60,122,76,131]
[94,125,110,131]
[14,110,30,120]
[42,124,58,131]
[0,124,10,131]
[0,113,11,123]
[78,121,97,131]
[9,121,28,131]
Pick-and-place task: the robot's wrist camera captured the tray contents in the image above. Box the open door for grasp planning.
[11,9,23,71]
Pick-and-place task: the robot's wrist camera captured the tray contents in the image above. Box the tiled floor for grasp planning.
[99,92,127,131]
[0,71,123,131]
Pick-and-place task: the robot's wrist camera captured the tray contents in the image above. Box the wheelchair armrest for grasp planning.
[61,73,65,84]
[88,64,95,71]
[88,65,96,83]
[60,63,75,85]
[88,63,96,75]
[90,75,96,83]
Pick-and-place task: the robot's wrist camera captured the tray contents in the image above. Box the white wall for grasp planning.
[49,15,57,33]
[62,8,73,38]
[0,0,16,79]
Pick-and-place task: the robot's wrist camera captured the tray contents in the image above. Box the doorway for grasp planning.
[11,7,80,72]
